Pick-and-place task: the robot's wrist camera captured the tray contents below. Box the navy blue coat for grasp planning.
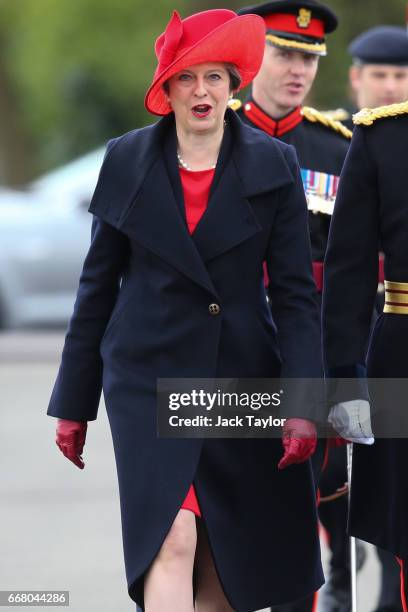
[323,113,408,560]
[48,109,324,609]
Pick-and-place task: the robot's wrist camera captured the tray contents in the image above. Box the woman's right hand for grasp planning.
[56,418,87,469]
[278,418,317,470]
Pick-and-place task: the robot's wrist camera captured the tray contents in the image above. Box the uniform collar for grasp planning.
[243,97,303,137]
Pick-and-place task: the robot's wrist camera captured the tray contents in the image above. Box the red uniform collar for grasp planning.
[243,99,303,137]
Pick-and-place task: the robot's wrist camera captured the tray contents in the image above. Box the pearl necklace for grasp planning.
[177,152,216,172]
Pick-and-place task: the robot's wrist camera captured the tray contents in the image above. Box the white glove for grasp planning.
[328,399,374,445]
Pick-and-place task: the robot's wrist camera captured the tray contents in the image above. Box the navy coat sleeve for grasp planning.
[47,216,129,421]
[322,126,379,399]
[266,145,324,421]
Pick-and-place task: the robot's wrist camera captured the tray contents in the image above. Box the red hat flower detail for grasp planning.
[157,11,184,70]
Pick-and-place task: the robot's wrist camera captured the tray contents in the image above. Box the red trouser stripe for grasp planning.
[397,558,408,612]
[311,589,318,612]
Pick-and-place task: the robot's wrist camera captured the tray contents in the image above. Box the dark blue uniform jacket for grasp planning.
[323,114,408,560]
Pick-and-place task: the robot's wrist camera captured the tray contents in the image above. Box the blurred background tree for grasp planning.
[1,0,188,182]
[0,0,406,185]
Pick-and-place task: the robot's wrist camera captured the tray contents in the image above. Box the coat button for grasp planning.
[208,303,221,316]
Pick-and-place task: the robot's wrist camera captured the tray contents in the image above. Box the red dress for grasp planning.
[178,165,215,517]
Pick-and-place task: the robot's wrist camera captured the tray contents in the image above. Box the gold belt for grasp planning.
[384,280,408,314]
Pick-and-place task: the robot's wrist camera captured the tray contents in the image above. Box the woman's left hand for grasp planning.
[56,418,87,469]
[278,418,317,470]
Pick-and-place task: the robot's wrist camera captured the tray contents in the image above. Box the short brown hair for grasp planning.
[225,63,242,92]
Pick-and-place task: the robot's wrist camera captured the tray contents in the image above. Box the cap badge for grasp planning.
[297,8,312,28]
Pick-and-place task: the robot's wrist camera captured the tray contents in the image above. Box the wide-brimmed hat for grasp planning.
[238,0,338,56]
[145,9,266,116]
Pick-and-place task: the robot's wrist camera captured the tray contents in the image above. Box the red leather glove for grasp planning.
[278,418,317,470]
[56,419,87,469]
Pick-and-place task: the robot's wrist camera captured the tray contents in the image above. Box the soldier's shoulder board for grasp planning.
[302,106,352,139]
[353,101,408,126]
[227,98,243,112]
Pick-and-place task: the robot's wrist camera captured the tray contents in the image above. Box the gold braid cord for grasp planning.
[320,108,350,122]
[266,34,327,56]
[353,100,408,126]
[302,106,353,139]
[227,98,243,112]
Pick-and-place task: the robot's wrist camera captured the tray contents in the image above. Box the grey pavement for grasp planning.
[0,332,382,612]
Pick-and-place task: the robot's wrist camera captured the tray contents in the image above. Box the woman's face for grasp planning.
[167,62,232,135]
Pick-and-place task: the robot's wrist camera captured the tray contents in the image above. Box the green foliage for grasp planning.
[2,0,187,173]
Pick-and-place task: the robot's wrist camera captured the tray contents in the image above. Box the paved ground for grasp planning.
[0,332,384,612]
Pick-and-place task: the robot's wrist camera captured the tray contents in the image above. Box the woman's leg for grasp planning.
[144,509,197,612]
[194,519,234,612]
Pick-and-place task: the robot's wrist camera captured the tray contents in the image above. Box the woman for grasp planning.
[49,9,325,611]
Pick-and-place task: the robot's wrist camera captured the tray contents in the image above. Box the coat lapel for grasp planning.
[89,110,295,293]
[191,110,295,262]
[191,156,262,262]
[89,115,218,297]
[123,154,219,298]
[227,107,295,196]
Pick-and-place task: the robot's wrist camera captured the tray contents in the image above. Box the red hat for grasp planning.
[145,9,266,116]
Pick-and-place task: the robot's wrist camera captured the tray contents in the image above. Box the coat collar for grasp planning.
[89,110,294,296]
[227,108,295,195]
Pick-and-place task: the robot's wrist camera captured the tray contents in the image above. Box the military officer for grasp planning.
[324,25,408,131]
[323,100,408,612]
[346,25,408,129]
[234,1,354,610]
[235,0,351,290]
[347,30,408,610]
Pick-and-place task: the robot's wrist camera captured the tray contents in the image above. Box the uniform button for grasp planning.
[209,303,221,316]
